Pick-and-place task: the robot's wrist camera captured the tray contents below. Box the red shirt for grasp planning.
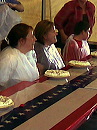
[63,35,90,64]
[74,39,82,48]
[54,0,95,36]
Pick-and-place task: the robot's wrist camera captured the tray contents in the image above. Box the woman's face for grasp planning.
[44,26,57,46]
[25,30,37,51]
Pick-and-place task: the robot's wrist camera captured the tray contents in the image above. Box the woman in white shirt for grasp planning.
[34,20,65,75]
[0,23,39,89]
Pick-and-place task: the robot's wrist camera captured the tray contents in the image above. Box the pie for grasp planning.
[0,95,14,108]
[44,70,70,78]
[69,60,91,67]
[91,51,97,57]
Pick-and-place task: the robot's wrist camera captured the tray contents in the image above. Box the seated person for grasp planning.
[34,20,65,75]
[63,21,90,65]
[0,23,39,89]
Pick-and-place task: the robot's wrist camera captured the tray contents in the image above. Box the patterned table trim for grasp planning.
[0,67,97,129]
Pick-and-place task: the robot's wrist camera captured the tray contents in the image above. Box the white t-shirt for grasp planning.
[0,47,39,88]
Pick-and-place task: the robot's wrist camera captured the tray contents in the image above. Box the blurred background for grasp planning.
[18,0,97,42]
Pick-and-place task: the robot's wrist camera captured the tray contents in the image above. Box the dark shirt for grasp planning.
[83,14,89,23]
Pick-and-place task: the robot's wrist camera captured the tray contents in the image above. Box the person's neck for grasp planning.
[16,46,27,54]
[44,41,51,47]
[78,0,86,8]
[74,35,83,41]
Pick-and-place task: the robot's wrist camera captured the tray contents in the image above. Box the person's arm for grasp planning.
[0,53,15,88]
[59,29,68,44]
[36,63,45,76]
[54,2,73,44]
[6,2,24,12]
[88,3,95,37]
[63,39,80,64]
[67,41,81,60]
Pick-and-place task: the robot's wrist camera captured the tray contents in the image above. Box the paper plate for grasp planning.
[44,70,70,78]
[0,95,14,109]
[69,60,91,68]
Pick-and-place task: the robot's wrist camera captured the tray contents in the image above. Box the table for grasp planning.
[0,56,97,130]
[88,41,97,52]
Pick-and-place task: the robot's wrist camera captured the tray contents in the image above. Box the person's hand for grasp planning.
[6,3,16,9]
[59,29,68,44]
[37,63,45,77]
[5,2,24,12]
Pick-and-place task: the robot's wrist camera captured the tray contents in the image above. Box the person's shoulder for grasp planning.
[86,1,95,8]
[0,47,18,65]
[1,47,18,57]
[51,44,56,48]
[66,35,76,45]
[35,42,44,49]
[67,34,74,41]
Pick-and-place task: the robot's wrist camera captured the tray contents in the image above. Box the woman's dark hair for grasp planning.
[34,20,54,45]
[1,23,33,50]
[74,21,90,35]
